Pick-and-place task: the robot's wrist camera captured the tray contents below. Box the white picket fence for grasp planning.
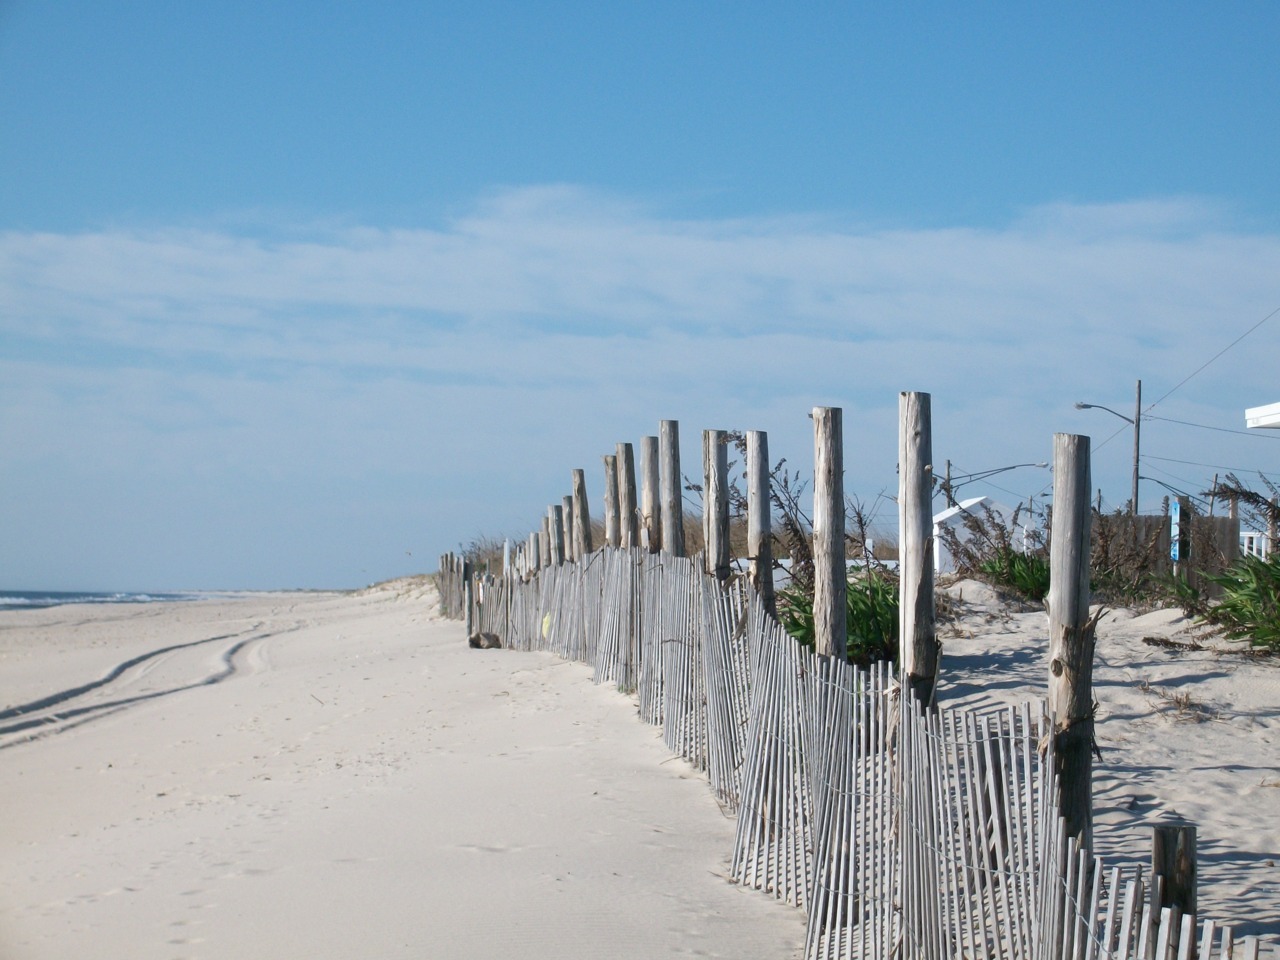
[440,546,1272,960]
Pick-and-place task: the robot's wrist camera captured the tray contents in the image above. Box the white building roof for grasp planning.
[1246,402,1280,429]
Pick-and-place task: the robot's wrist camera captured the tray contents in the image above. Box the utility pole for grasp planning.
[1132,379,1142,516]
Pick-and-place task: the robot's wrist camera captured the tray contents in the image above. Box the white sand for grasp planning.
[939,579,1280,939]
[0,583,804,959]
[3,578,1277,956]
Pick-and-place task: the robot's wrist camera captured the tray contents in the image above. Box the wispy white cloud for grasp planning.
[2,186,1279,587]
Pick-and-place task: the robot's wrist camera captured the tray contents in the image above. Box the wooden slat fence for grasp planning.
[435,547,1272,960]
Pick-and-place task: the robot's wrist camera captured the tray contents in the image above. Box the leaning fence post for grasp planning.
[1049,432,1095,850]
[747,429,775,615]
[812,406,846,660]
[572,468,593,559]
[640,435,661,553]
[603,454,621,548]
[617,442,639,550]
[704,429,731,583]
[1153,823,1197,918]
[660,420,686,557]
[899,391,938,707]
[548,505,565,566]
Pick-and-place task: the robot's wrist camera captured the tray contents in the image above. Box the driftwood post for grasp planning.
[1153,823,1197,917]
[562,495,576,563]
[572,468,592,559]
[603,454,621,548]
[812,406,846,660]
[703,429,731,582]
[548,505,565,566]
[640,435,661,553]
[539,518,551,569]
[617,442,639,549]
[747,429,775,615]
[527,530,541,574]
[899,391,938,707]
[1049,432,1095,850]
[660,420,686,557]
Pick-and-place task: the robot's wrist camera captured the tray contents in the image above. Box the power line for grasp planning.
[1143,453,1279,475]
[1144,303,1280,411]
[1144,414,1280,440]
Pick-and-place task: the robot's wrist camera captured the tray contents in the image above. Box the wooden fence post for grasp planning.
[528,530,541,574]
[548,505,565,566]
[640,435,661,553]
[899,391,938,707]
[617,442,639,549]
[539,517,551,569]
[813,406,846,660]
[462,558,474,637]
[747,429,775,615]
[603,454,621,548]
[572,468,593,559]
[1049,432,1095,850]
[704,429,731,582]
[562,495,576,563]
[1153,823,1197,918]
[660,420,686,557]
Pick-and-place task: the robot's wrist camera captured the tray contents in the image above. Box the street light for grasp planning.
[940,461,1050,507]
[1074,378,1142,515]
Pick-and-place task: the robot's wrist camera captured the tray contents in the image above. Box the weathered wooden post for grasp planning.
[1270,496,1278,556]
[548,505,565,566]
[812,407,846,660]
[899,391,938,707]
[617,442,639,549]
[603,454,621,548]
[703,429,731,582]
[660,420,686,557]
[562,495,576,563]
[572,468,593,559]
[463,558,475,637]
[640,435,661,553]
[747,429,775,615]
[1049,432,1095,850]
[1153,823,1197,917]
[539,518,551,569]
[527,530,541,574]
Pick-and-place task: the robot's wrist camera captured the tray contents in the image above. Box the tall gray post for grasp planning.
[747,429,775,615]
[640,435,661,553]
[899,391,938,707]
[659,420,685,557]
[703,429,731,582]
[812,407,846,660]
[1048,432,1094,850]
[617,442,639,549]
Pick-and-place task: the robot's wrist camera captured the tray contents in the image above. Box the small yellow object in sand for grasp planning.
[542,612,551,638]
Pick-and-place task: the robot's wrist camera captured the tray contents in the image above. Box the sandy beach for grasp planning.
[2,578,1278,958]
[0,582,804,959]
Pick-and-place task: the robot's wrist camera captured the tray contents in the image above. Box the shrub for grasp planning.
[938,502,1049,604]
[778,569,899,668]
[977,546,1051,603]
[1202,553,1280,651]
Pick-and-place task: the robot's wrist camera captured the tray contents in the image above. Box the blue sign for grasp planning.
[1170,500,1181,562]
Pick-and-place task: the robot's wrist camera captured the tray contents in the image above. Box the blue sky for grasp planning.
[3,2,1280,590]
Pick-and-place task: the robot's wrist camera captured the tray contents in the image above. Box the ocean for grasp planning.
[0,590,201,612]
